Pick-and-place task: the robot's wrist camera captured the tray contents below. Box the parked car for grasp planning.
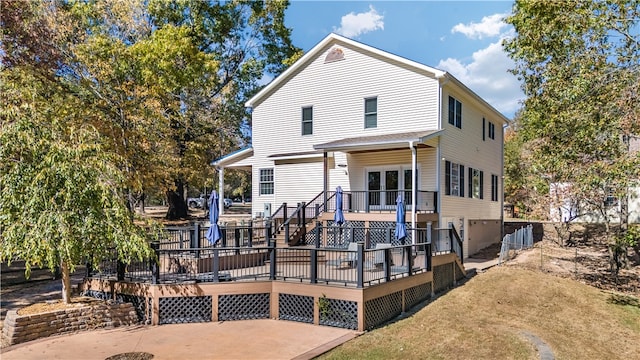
[187,195,207,209]
[187,194,232,209]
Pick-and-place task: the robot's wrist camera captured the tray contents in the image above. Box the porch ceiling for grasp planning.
[313,129,443,153]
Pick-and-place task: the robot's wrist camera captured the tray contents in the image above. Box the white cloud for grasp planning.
[451,13,508,40]
[334,5,384,38]
[437,41,523,117]
[438,13,522,117]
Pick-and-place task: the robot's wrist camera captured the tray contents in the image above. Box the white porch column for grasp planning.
[218,166,225,215]
[410,141,417,244]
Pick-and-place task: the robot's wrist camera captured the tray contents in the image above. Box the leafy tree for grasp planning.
[504,0,640,260]
[51,0,301,219]
[0,69,156,303]
[146,0,302,218]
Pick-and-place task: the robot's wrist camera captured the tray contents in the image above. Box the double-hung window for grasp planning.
[364,97,377,129]
[259,168,274,195]
[302,106,313,135]
[491,174,499,202]
[488,121,495,140]
[468,167,484,199]
[448,96,462,129]
[445,161,465,197]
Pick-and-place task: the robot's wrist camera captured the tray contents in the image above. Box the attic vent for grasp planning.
[325,47,345,63]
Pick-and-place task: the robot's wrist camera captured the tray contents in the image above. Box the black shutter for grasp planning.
[459,165,465,197]
[445,161,451,195]
[480,171,484,199]
[468,168,473,198]
[448,97,455,125]
[482,118,486,140]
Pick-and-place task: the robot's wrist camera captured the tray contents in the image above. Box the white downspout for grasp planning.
[410,141,417,244]
[218,166,225,215]
[436,75,448,229]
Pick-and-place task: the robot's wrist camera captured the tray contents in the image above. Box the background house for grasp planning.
[549,136,640,224]
[214,33,509,257]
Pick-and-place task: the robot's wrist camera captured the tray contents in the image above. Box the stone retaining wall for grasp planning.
[2,302,138,346]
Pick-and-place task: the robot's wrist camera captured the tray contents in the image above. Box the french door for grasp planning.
[367,168,414,209]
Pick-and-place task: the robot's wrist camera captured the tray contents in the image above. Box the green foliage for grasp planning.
[0,92,155,280]
[3,0,301,219]
[503,0,640,226]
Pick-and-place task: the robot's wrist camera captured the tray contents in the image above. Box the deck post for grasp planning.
[384,248,391,282]
[234,228,240,255]
[213,249,220,282]
[311,224,319,284]
[407,245,413,276]
[356,243,364,288]
[192,222,200,258]
[116,260,125,281]
[86,260,93,278]
[151,242,160,284]
[248,221,253,247]
[301,202,306,237]
[266,221,272,247]
[270,241,277,280]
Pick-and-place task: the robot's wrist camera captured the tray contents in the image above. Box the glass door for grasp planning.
[385,170,399,208]
[404,169,413,206]
[368,169,399,209]
[368,171,381,206]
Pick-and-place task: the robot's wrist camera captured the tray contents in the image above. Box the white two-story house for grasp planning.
[213,33,509,257]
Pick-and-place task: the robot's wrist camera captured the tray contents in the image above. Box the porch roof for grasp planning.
[211,147,254,168]
[313,129,443,152]
[267,150,327,161]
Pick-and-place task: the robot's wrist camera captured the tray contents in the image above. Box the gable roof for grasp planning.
[246,33,510,124]
[246,33,446,108]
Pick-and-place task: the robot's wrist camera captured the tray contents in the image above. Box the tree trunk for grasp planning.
[61,261,72,304]
[166,179,188,219]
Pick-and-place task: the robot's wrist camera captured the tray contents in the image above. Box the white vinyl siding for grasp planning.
[439,85,504,256]
[275,160,324,206]
[349,148,438,192]
[251,44,440,159]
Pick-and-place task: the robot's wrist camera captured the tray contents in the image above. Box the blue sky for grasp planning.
[284,1,523,119]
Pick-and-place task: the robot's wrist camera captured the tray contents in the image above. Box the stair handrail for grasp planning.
[449,224,464,263]
[281,202,304,244]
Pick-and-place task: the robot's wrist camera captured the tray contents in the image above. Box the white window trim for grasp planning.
[259,168,275,196]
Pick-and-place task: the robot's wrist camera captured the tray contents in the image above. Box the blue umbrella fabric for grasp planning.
[334,186,345,225]
[206,191,222,245]
[395,194,407,243]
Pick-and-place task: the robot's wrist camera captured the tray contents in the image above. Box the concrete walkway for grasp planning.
[1,320,358,360]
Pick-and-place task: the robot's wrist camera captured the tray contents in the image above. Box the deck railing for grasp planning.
[325,190,437,213]
[88,223,467,287]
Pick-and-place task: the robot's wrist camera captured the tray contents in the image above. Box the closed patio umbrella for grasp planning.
[334,186,345,225]
[395,194,407,244]
[206,191,222,245]
[334,186,346,246]
[395,194,408,267]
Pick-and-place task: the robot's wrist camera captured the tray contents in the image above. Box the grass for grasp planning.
[319,267,640,360]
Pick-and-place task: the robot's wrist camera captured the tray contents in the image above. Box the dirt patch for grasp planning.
[16,296,104,316]
[504,223,639,297]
